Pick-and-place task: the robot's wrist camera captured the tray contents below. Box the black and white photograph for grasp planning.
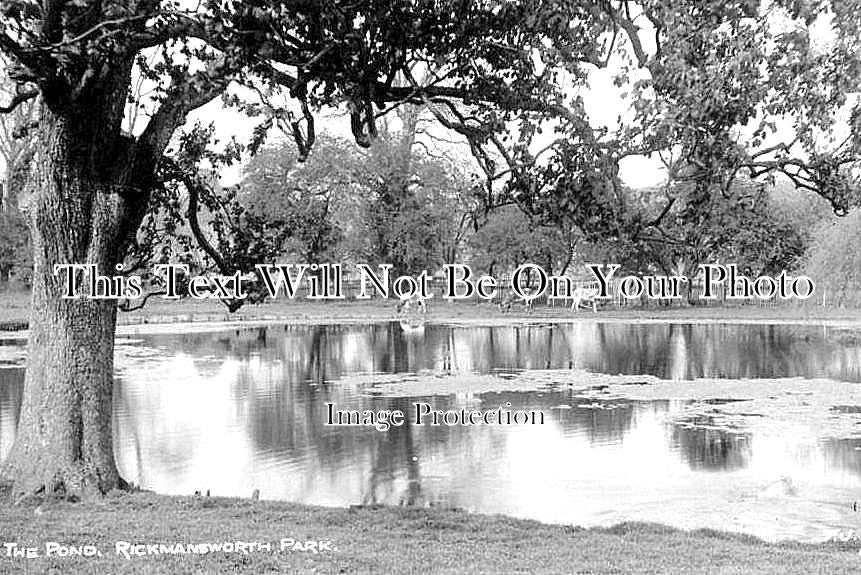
[1,0,861,573]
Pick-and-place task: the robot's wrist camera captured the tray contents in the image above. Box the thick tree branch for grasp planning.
[159,158,250,312]
[0,32,36,69]
[0,89,37,114]
[130,12,210,50]
[138,56,236,158]
[118,291,167,312]
[35,15,151,52]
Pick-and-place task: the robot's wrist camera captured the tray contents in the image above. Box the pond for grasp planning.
[2,321,861,543]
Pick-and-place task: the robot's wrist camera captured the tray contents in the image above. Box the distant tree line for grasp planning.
[230,133,835,287]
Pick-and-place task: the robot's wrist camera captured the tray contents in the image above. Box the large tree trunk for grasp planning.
[2,109,150,498]
[6,275,122,496]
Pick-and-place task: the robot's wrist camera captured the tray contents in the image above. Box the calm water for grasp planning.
[2,322,861,542]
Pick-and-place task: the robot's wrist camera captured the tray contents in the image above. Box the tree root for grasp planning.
[0,470,134,506]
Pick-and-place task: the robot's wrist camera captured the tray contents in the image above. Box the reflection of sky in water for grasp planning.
[2,322,861,542]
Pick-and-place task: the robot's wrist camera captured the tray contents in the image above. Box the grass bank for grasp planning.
[0,492,859,574]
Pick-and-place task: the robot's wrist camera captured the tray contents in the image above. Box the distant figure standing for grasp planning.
[397,293,427,315]
[498,287,535,313]
[570,286,599,312]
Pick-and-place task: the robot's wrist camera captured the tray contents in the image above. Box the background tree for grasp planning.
[0,209,28,283]
[241,128,478,275]
[240,138,362,266]
[803,208,861,307]
[622,177,830,279]
[361,135,477,275]
[0,56,36,212]
[0,57,34,285]
[467,205,576,277]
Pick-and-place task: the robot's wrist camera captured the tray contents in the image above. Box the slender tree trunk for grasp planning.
[2,109,149,498]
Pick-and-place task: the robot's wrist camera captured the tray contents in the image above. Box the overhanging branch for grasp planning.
[0,89,37,114]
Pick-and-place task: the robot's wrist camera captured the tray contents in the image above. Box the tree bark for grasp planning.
[1,107,150,498]
[5,275,122,497]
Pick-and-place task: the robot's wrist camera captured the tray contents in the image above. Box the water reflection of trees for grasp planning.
[132,322,861,383]
[820,437,861,479]
[564,323,861,381]
[9,321,861,501]
[114,323,861,485]
[671,423,752,471]
[118,328,556,504]
[0,368,23,460]
[363,397,419,506]
[553,394,639,445]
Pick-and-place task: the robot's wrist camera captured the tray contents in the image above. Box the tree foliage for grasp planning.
[240,138,358,265]
[239,132,477,275]
[359,135,478,274]
[0,205,29,282]
[615,178,829,277]
[507,1,861,260]
[804,208,861,307]
[467,205,576,276]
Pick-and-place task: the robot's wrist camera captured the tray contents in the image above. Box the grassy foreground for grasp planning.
[0,492,858,574]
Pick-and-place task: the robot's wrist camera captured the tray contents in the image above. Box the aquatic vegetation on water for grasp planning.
[351,369,861,439]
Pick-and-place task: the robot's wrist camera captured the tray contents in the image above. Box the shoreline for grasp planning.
[0,299,860,340]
